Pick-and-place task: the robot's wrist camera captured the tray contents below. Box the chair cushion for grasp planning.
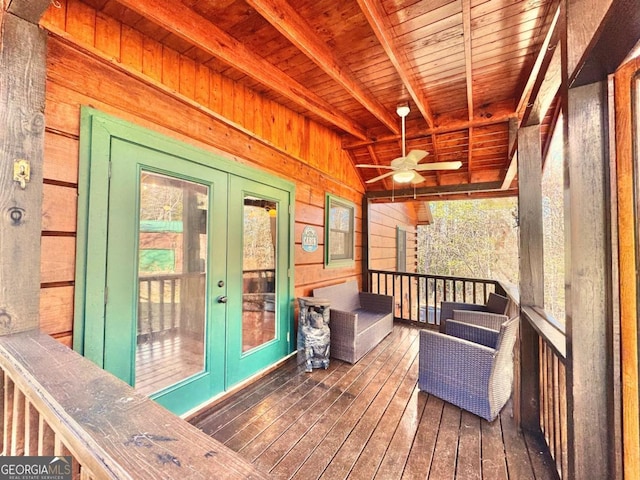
[485,293,509,314]
[354,309,384,332]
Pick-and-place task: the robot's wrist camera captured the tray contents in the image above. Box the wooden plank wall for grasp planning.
[38,0,416,344]
[368,202,418,272]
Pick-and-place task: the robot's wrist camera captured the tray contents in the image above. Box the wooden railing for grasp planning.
[0,330,267,479]
[368,270,507,325]
[522,307,568,479]
[139,269,274,340]
[138,272,202,339]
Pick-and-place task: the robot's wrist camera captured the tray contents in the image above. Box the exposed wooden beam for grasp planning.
[523,44,561,127]
[501,5,560,191]
[501,118,519,190]
[343,112,516,149]
[569,0,640,87]
[7,0,51,23]
[246,0,399,135]
[516,4,561,120]
[462,0,473,183]
[462,0,474,121]
[431,133,443,185]
[365,181,504,200]
[356,0,435,128]
[116,0,368,140]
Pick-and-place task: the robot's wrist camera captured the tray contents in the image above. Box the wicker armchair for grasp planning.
[439,292,509,332]
[418,315,519,422]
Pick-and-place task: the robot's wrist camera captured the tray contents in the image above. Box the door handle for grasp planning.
[217,295,228,304]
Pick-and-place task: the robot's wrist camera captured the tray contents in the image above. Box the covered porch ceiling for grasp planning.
[80,0,560,199]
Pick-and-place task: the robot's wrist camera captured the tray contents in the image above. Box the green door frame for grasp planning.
[75,107,295,413]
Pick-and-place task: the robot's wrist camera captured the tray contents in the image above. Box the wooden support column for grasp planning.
[0,1,50,334]
[517,124,544,432]
[565,80,612,480]
[361,196,370,292]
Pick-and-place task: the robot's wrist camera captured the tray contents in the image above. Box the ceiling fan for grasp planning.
[356,103,462,184]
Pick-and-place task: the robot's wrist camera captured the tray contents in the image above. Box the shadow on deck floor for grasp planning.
[191,323,558,480]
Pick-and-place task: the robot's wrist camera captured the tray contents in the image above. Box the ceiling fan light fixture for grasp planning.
[396,102,410,118]
[393,170,415,183]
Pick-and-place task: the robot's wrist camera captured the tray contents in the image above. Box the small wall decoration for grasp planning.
[301,225,319,252]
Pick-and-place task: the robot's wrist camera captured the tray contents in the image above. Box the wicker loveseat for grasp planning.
[418,312,519,422]
[313,280,393,364]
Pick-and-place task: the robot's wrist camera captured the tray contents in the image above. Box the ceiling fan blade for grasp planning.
[414,161,462,171]
[411,172,426,184]
[365,171,396,184]
[406,150,428,163]
[356,164,395,170]
[390,156,406,168]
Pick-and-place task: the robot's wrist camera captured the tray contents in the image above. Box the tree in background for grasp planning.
[541,119,565,324]
[417,198,519,288]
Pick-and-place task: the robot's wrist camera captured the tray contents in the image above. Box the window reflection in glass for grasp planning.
[242,196,277,352]
[135,172,208,395]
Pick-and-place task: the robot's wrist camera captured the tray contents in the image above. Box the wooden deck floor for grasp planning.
[192,323,558,480]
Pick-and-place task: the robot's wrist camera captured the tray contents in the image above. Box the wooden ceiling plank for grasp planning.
[344,111,515,149]
[356,0,436,128]
[115,0,369,140]
[246,0,399,134]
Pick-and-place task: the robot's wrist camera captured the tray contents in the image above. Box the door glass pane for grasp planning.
[136,172,208,395]
[242,196,277,352]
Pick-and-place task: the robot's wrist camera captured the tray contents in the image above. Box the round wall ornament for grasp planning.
[301,225,319,252]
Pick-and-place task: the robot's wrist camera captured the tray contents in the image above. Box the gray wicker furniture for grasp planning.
[418,314,519,422]
[439,292,509,333]
[313,280,393,364]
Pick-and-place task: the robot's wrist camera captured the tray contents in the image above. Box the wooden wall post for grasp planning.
[361,196,370,292]
[0,1,50,334]
[517,124,544,432]
[565,80,612,480]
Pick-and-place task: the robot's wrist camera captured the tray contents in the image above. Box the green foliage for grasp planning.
[417,198,519,287]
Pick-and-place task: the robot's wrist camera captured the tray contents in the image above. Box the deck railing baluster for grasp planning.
[367,270,505,327]
[147,280,153,336]
[171,278,177,330]
[159,279,165,333]
[522,306,567,480]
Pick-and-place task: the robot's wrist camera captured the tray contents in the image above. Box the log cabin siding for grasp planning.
[369,202,418,272]
[39,0,418,345]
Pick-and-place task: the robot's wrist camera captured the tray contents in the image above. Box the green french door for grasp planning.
[77,109,294,416]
